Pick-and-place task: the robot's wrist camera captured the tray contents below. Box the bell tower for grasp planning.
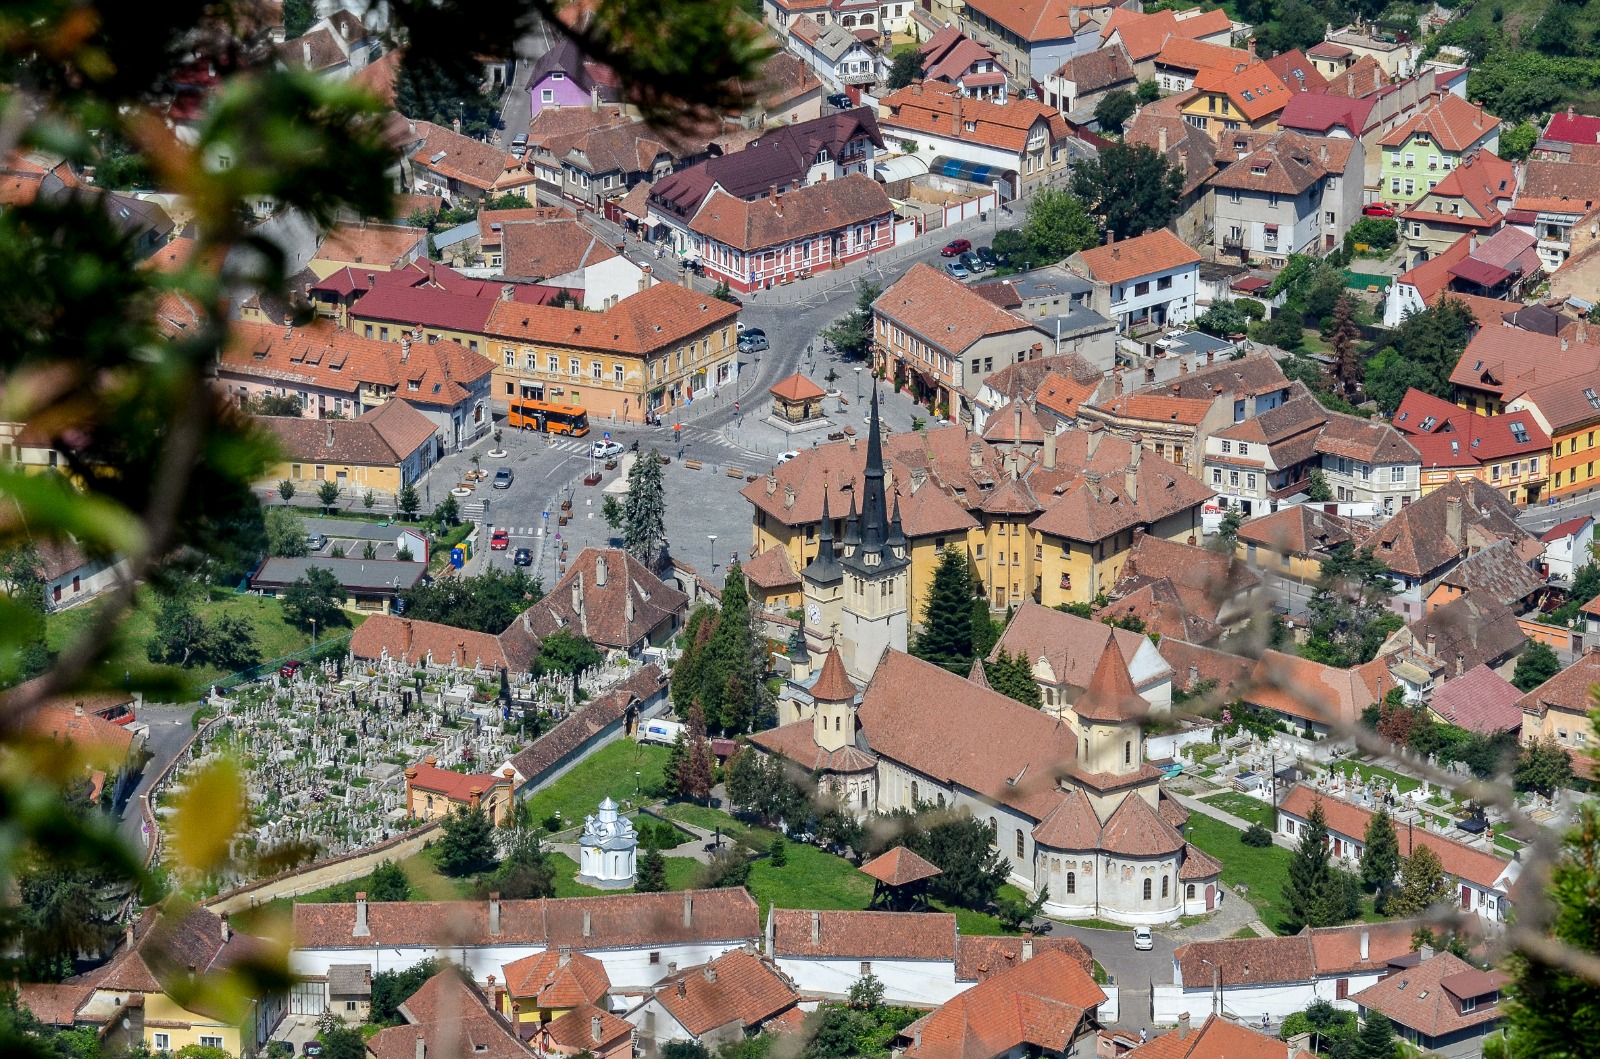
[837,386,909,683]
[802,487,845,661]
[810,647,860,752]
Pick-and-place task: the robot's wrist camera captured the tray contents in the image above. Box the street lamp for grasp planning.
[309,618,317,648]
[855,366,863,405]
[708,534,718,577]
[1200,957,1223,1018]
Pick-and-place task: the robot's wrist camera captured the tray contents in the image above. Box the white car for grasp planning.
[776,450,800,464]
[590,440,625,459]
[1133,926,1154,951]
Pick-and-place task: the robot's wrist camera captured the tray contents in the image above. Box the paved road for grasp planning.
[119,702,200,853]
[498,14,558,145]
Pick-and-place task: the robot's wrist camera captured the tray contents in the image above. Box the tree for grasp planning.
[991,228,1030,265]
[912,812,1012,910]
[537,628,603,697]
[1499,120,1540,161]
[971,599,1001,658]
[395,57,502,140]
[1257,0,1324,54]
[1363,299,1477,414]
[278,479,296,500]
[1021,189,1099,262]
[433,495,460,527]
[368,860,409,901]
[636,845,668,891]
[1515,736,1575,797]
[913,547,976,672]
[248,392,305,416]
[1306,469,1333,503]
[477,827,554,899]
[265,506,307,557]
[1211,508,1244,554]
[686,564,770,734]
[985,648,1042,708]
[1502,803,1600,1055]
[398,484,421,521]
[1347,1011,1397,1059]
[768,833,788,867]
[821,280,881,361]
[677,702,716,802]
[1302,543,1403,668]
[725,749,810,828]
[177,1046,234,1059]
[1329,294,1363,397]
[316,479,340,514]
[0,545,50,685]
[438,805,498,877]
[147,592,209,667]
[1195,299,1262,338]
[1514,641,1561,693]
[283,0,316,38]
[1136,79,1161,103]
[1384,844,1453,918]
[623,448,667,563]
[1071,141,1183,241]
[282,567,346,632]
[205,611,262,671]
[602,494,625,532]
[699,846,754,888]
[1093,89,1137,134]
[1361,806,1402,896]
[1284,799,1338,932]
[14,859,123,980]
[887,49,923,90]
[848,971,885,1009]
[399,567,543,633]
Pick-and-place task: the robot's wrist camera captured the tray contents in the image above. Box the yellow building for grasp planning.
[499,948,610,1027]
[742,544,803,613]
[741,419,1213,616]
[403,757,516,825]
[1516,650,1600,779]
[1234,505,1358,585]
[258,398,437,496]
[76,905,281,1057]
[1181,61,1292,137]
[308,221,426,280]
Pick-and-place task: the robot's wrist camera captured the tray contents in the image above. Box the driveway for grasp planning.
[119,702,200,852]
[1030,923,1175,1035]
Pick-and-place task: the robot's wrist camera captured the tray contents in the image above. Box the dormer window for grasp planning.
[964,121,976,132]
[817,148,830,163]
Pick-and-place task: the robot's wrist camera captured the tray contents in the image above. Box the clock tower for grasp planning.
[836,386,909,683]
[801,486,845,662]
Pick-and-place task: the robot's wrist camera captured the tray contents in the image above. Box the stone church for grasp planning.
[750,389,1223,925]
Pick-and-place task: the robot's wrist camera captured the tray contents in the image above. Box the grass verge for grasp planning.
[1199,792,1276,829]
[1184,814,1294,934]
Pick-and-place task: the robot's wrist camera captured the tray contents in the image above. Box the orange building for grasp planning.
[403,757,515,824]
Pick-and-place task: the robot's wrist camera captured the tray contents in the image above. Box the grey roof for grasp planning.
[1036,306,1115,339]
[250,557,426,593]
[327,964,371,997]
[433,220,479,250]
[1162,330,1235,357]
[1008,266,1094,300]
[299,516,408,541]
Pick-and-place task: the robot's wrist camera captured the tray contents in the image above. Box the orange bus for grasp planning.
[508,397,591,437]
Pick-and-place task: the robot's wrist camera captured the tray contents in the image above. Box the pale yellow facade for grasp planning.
[267,456,405,494]
[1234,540,1324,584]
[144,993,243,1057]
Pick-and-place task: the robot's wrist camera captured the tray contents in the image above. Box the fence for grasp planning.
[213,631,356,692]
[1342,269,1392,292]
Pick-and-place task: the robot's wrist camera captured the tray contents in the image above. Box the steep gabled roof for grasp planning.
[1379,92,1499,152]
[1071,229,1202,285]
[900,949,1104,1059]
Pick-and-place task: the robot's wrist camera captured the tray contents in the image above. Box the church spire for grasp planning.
[858,385,890,555]
[803,486,841,584]
[887,493,906,554]
[841,490,861,553]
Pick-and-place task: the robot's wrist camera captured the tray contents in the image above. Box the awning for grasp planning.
[875,154,930,182]
[1448,257,1514,288]
[1263,223,1279,232]
[929,156,1012,186]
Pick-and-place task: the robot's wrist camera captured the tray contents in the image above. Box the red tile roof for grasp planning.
[501,949,610,1007]
[315,223,425,270]
[1129,1014,1315,1059]
[902,949,1104,1059]
[1379,92,1499,152]
[1543,109,1600,146]
[1427,664,1523,735]
[875,263,1040,356]
[770,373,826,402]
[1349,951,1508,1038]
[689,173,891,253]
[770,909,957,960]
[370,970,528,1059]
[351,613,539,673]
[880,81,1070,154]
[741,545,800,590]
[407,761,512,804]
[1071,229,1202,286]
[809,646,859,703]
[955,936,1092,982]
[653,950,797,1035]
[1193,62,1295,122]
[860,846,943,886]
[963,0,1096,44]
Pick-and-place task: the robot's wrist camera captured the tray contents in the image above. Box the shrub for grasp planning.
[1243,824,1274,847]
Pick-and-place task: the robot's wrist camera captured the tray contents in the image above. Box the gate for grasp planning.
[289,980,325,1016]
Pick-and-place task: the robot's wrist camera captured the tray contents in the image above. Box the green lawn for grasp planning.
[1200,792,1276,829]
[656,800,757,841]
[46,587,363,700]
[1339,760,1420,795]
[1184,814,1295,934]
[522,739,671,832]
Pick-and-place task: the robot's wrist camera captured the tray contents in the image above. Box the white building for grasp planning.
[1540,514,1595,581]
[769,909,966,1005]
[578,797,638,886]
[1066,230,1203,335]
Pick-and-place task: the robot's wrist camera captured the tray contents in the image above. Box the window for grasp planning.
[1187,883,1196,899]
[859,961,872,975]
[1461,996,1477,1013]
[911,781,919,803]
[591,360,603,380]
[1213,469,1222,485]
[1016,831,1025,858]
[614,364,624,383]
[1238,443,1249,456]
[541,89,554,103]
[1066,872,1076,894]
[153,1035,171,1052]
[569,357,581,375]
[547,353,558,373]
[1391,465,1406,482]
[650,952,661,964]
[200,1038,225,1050]
[1157,276,1172,290]
[1143,878,1152,900]
[1221,440,1231,453]
[1134,281,1151,297]
[346,1001,358,1011]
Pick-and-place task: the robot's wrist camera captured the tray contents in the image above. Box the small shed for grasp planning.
[769,374,827,423]
[860,845,942,912]
[327,964,372,1023]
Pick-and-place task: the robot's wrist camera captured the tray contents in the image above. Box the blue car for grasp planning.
[944,261,970,280]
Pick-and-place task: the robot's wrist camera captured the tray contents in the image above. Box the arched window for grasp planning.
[1066,872,1076,895]
[1143,878,1152,900]
[1125,740,1132,765]
[834,716,840,731]
[1162,876,1170,899]
[911,781,919,804]
[936,793,946,810]
[1082,738,1089,757]
[1016,831,1025,858]
[1186,883,1196,900]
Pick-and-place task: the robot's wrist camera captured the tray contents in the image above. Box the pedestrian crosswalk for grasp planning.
[537,429,767,461]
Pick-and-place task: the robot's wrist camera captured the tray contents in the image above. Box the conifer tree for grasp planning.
[678,702,716,803]
[623,448,667,563]
[985,648,1042,708]
[1361,806,1401,895]
[1385,844,1453,919]
[1329,294,1363,397]
[635,846,669,892]
[914,547,976,672]
[1284,799,1336,932]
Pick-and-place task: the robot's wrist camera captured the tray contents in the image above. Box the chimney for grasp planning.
[1425,633,1437,658]
[784,484,795,509]
[354,892,370,937]
[1347,70,1355,95]
[810,910,821,945]
[704,966,718,984]
[1177,1013,1191,1039]
[1086,422,1103,459]
[489,893,501,937]
[401,335,411,363]
[677,980,687,998]
[1456,652,1465,677]
[596,554,608,587]
[452,117,461,135]
[1044,429,1057,471]
[1189,664,1199,685]
[683,891,694,927]
[625,590,635,625]
[591,1016,604,1043]
[326,423,335,449]
[1021,936,1033,961]
[766,473,777,497]
[668,962,677,975]
[1445,497,1463,550]
[1158,125,1168,154]
[501,283,515,302]
[970,442,983,469]
[591,85,600,111]
[849,433,857,451]
[1360,930,1370,961]
[583,911,593,937]
[559,945,572,966]
[1421,943,1435,960]
[416,1035,425,1059]
[1248,37,1257,60]
[220,916,230,943]
[1125,464,1139,501]
[303,41,312,65]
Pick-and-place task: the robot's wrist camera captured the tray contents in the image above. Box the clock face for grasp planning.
[808,604,822,624]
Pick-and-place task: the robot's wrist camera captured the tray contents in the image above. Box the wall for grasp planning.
[206,823,441,915]
[44,555,128,612]
[773,955,964,1005]
[1144,723,1221,761]
[264,456,403,495]
[143,994,241,1056]
[290,940,751,991]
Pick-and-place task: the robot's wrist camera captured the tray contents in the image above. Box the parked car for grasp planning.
[492,468,513,489]
[513,547,533,566]
[490,528,510,550]
[1362,202,1396,217]
[944,261,970,280]
[1133,926,1154,951]
[510,134,528,152]
[591,440,625,459]
[777,450,800,464]
[304,533,327,552]
[719,291,743,307]
[738,330,769,353]
[977,246,1000,267]
[279,659,304,680]
[960,251,986,273]
[826,93,852,109]
[303,1043,323,1057]
[941,238,972,257]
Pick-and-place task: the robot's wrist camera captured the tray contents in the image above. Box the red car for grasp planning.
[490,528,510,550]
[1362,203,1396,217]
[941,238,972,257]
